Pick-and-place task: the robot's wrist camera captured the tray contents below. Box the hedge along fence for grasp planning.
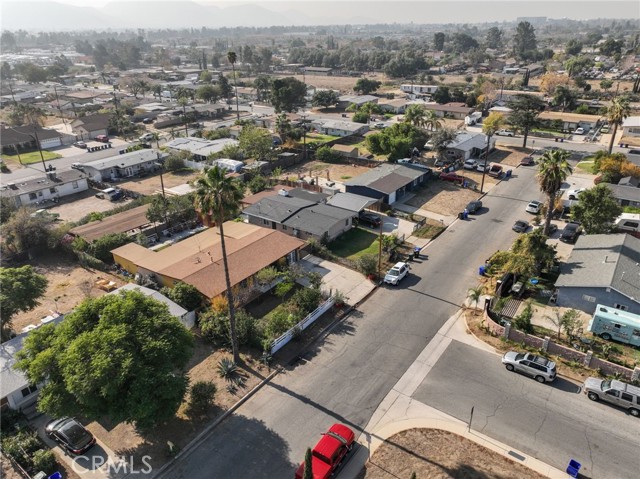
[483,300,639,381]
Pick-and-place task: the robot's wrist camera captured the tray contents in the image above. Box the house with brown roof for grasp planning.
[423,102,474,120]
[538,111,602,132]
[69,204,153,242]
[0,125,63,154]
[111,222,305,301]
[71,113,111,140]
[331,144,359,158]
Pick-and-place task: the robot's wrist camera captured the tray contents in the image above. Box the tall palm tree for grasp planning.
[424,109,442,131]
[227,51,240,121]
[194,166,244,363]
[606,96,631,154]
[537,149,572,235]
[403,104,427,128]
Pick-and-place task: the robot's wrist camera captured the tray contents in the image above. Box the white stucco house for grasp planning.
[0,170,89,208]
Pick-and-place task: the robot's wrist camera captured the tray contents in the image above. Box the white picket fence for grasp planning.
[270,297,336,355]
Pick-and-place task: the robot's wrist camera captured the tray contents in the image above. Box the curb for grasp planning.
[147,368,281,479]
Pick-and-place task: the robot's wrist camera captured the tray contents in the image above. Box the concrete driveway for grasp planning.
[297,254,375,307]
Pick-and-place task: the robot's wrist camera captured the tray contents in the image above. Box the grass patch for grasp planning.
[328,227,380,260]
[4,150,62,165]
[413,220,446,239]
[575,160,597,174]
[306,133,340,144]
[340,175,351,180]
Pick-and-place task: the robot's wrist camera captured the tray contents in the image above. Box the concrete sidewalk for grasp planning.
[340,310,569,479]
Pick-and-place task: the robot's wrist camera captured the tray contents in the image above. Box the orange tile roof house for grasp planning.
[111,222,305,300]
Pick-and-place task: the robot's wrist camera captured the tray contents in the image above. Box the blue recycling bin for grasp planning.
[566,459,581,478]
[505,169,512,178]
[479,265,486,276]
[49,473,63,479]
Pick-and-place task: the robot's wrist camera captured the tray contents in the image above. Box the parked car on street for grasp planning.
[294,424,355,479]
[358,212,382,228]
[560,223,581,243]
[384,262,410,286]
[73,141,87,148]
[512,220,529,233]
[583,377,640,417]
[45,417,96,455]
[574,127,585,135]
[94,135,109,143]
[466,200,483,214]
[502,351,557,383]
[520,156,535,166]
[496,129,514,137]
[526,200,543,214]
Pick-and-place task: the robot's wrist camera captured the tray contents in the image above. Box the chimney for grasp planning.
[47,171,57,181]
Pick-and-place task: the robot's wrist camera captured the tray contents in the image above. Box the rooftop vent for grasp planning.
[278,189,289,197]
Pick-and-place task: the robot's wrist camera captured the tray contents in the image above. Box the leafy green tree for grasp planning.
[315,145,343,163]
[2,208,54,254]
[432,86,451,104]
[312,90,339,108]
[161,281,202,311]
[423,110,442,131]
[599,79,614,92]
[429,127,458,160]
[303,447,313,479]
[165,154,186,172]
[146,195,167,235]
[0,266,48,341]
[606,96,631,154]
[513,21,537,59]
[404,104,427,128]
[508,94,545,148]
[365,123,427,161]
[187,381,217,416]
[270,77,307,113]
[353,78,381,95]
[90,232,132,262]
[565,39,583,56]
[254,75,272,102]
[552,85,577,112]
[217,73,232,99]
[433,32,445,51]
[571,185,622,234]
[0,197,16,224]
[238,125,275,161]
[200,70,213,83]
[194,166,244,363]
[599,38,624,56]
[196,84,221,103]
[537,149,572,235]
[486,27,503,49]
[248,174,268,194]
[16,291,194,430]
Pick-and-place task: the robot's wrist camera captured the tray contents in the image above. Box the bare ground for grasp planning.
[116,169,201,196]
[357,428,547,479]
[281,160,373,182]
[406,181,483,217]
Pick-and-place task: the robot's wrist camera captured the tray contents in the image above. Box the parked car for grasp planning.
[574,127,585,135]
[439,172,464,184]
[502,351,557,383]
[72,141,87,149]
[139,133,154,142]
[466,200,483,214]
[560,223,581,243]
[45,417,96,455]
[359,212,382,228]
[463,159,478,170]
[71,162,84,171]
[94,135,109,143]
[583,377,640,417]
[294,424,355,479]
[567,188,586,200]
[487,164,503,178]
[525,200,543,214]
[512,220,529,233]
[142,117,154,124]
[384,262,410,285]
[495,129,514,137]
[30,209,60,220]
[476,162,489,172]
[520,156,535,166]
[373,122,387,129]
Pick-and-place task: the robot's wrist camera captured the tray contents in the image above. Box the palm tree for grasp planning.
[537,149,572,235]
[194,166,244,363]
[227,51,240,121]
[467,286,486,312]
[151,131,161,149]
[403,104,427,128]
[606,96,631,154]
[424,109,442,131]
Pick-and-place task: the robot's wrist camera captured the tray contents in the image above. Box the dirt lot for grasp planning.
[358,428,547,479]
[86,337,268,470]
[117,169,201,196]
[48,189,135,222]
[281,160,373,182]
[9,254,124,333]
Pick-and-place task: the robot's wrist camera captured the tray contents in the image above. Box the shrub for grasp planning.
[89,232,132,262]
[512,302,534,334]
[0,409,23,433]
[32,449,57,474]
[264,309,295,340]
[161,282,202,311]
[199,309,258,347]
[188,381,217,413]
[315,145,343,164]
[356,254,378,276]
[164,155,186,172]
[217,358,238,379]
[248,174,268,194]
[274,280,295,298]
[290,287,322,316]
[211,295,228,313]
[256,266,279,287]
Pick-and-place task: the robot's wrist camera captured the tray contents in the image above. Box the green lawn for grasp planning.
[328,227,380,260]
[413,221,446,239]
[4,151,62,165]
[306,133,340,143]
[575,160,597,174]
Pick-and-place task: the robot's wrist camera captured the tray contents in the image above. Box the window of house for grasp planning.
[38,191,43,197]
[282,225,287,231]
[582,294,596,303]
[72,181,79,189]
[614,303,628,311]
[345,219,349,225]
[49,188,56,194]
[29,193,37,200]
[21,385,37,397]
[263,219,269,225]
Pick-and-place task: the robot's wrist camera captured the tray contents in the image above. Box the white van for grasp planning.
[613,213,640,233]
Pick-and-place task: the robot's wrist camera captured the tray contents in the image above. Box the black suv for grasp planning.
[560,223,581,243]
[359,212,382,228]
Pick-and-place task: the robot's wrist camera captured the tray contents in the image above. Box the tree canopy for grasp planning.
[311,90,339,108]
[17,291,194,429]
[571,185,622,234]
[0,266,48,341]
[353,78,381,95]
[270,77,307,113]
[365,123,427,161]
[513,21,537,59]
[238,125,275,161]
[508,94,546,148]
[537,149,572,235]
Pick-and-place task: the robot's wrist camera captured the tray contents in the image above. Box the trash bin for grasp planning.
[566,459,581,478]
[458,212,464,219]
[479,265,486,276]
[505,169,512,178]
[414,247,420,259]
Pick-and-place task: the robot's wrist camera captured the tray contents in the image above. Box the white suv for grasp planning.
[502,351,557,383]
[384,262,410,286]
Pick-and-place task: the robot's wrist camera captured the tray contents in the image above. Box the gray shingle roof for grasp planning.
[287,188,329,203]
[609,184,640,203]
[243,195,315,222]
[282,204,354,236]
[326,192,377,212]
[345,163,425,193]
[0,126,62,148]
[556,234,640,301]
[110,284,189,316]
[0,170,86,198]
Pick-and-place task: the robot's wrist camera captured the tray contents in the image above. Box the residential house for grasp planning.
[423,102,474,120]
[235,87,259,101]
[111,222,305,302]
[1,170,88,208]
[555,234,640,315]
[69,204,153,242]
[538,111,602,132]
[345,163,430,204]
[326,192,378,214]
[82,149,163,182]
[243,192,353,241]
[400,84,439,96]
[607,183,640,208]
[622,116,640,137]
[1,125,63,154]
[62,90,111,105]
[445,131,494,161]
[71,113,110,140]
[192,103,227,119]
[331,144,359,159]
[314,120,369,137]
[240,185,294,208]
[110,284,196,329]
[493,89,546,105]
[378,98,411,114]
[165,137,239,162]
[337,95,379,110]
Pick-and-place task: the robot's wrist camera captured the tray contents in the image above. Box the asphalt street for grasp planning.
[157,165,551,478]
[413,340,640,479]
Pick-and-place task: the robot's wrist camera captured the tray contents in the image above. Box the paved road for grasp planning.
[158,167,547,478]
[413,340,640,479]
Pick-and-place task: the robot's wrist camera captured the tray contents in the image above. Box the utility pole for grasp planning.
[480,134,491,194]
[377,218,383,281]
[300,113,308,162]
[32,126,48,172]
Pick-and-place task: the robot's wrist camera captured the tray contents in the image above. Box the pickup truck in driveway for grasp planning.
[487,164,503,178]
[295,424,355,479]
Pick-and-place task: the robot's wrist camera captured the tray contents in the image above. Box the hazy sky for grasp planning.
[6,0,640,24]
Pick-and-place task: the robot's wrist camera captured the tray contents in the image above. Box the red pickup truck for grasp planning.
[295,424,355,479]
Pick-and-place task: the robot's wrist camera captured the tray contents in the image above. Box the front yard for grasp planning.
[3,150,62,166]
[328,228,380,260]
